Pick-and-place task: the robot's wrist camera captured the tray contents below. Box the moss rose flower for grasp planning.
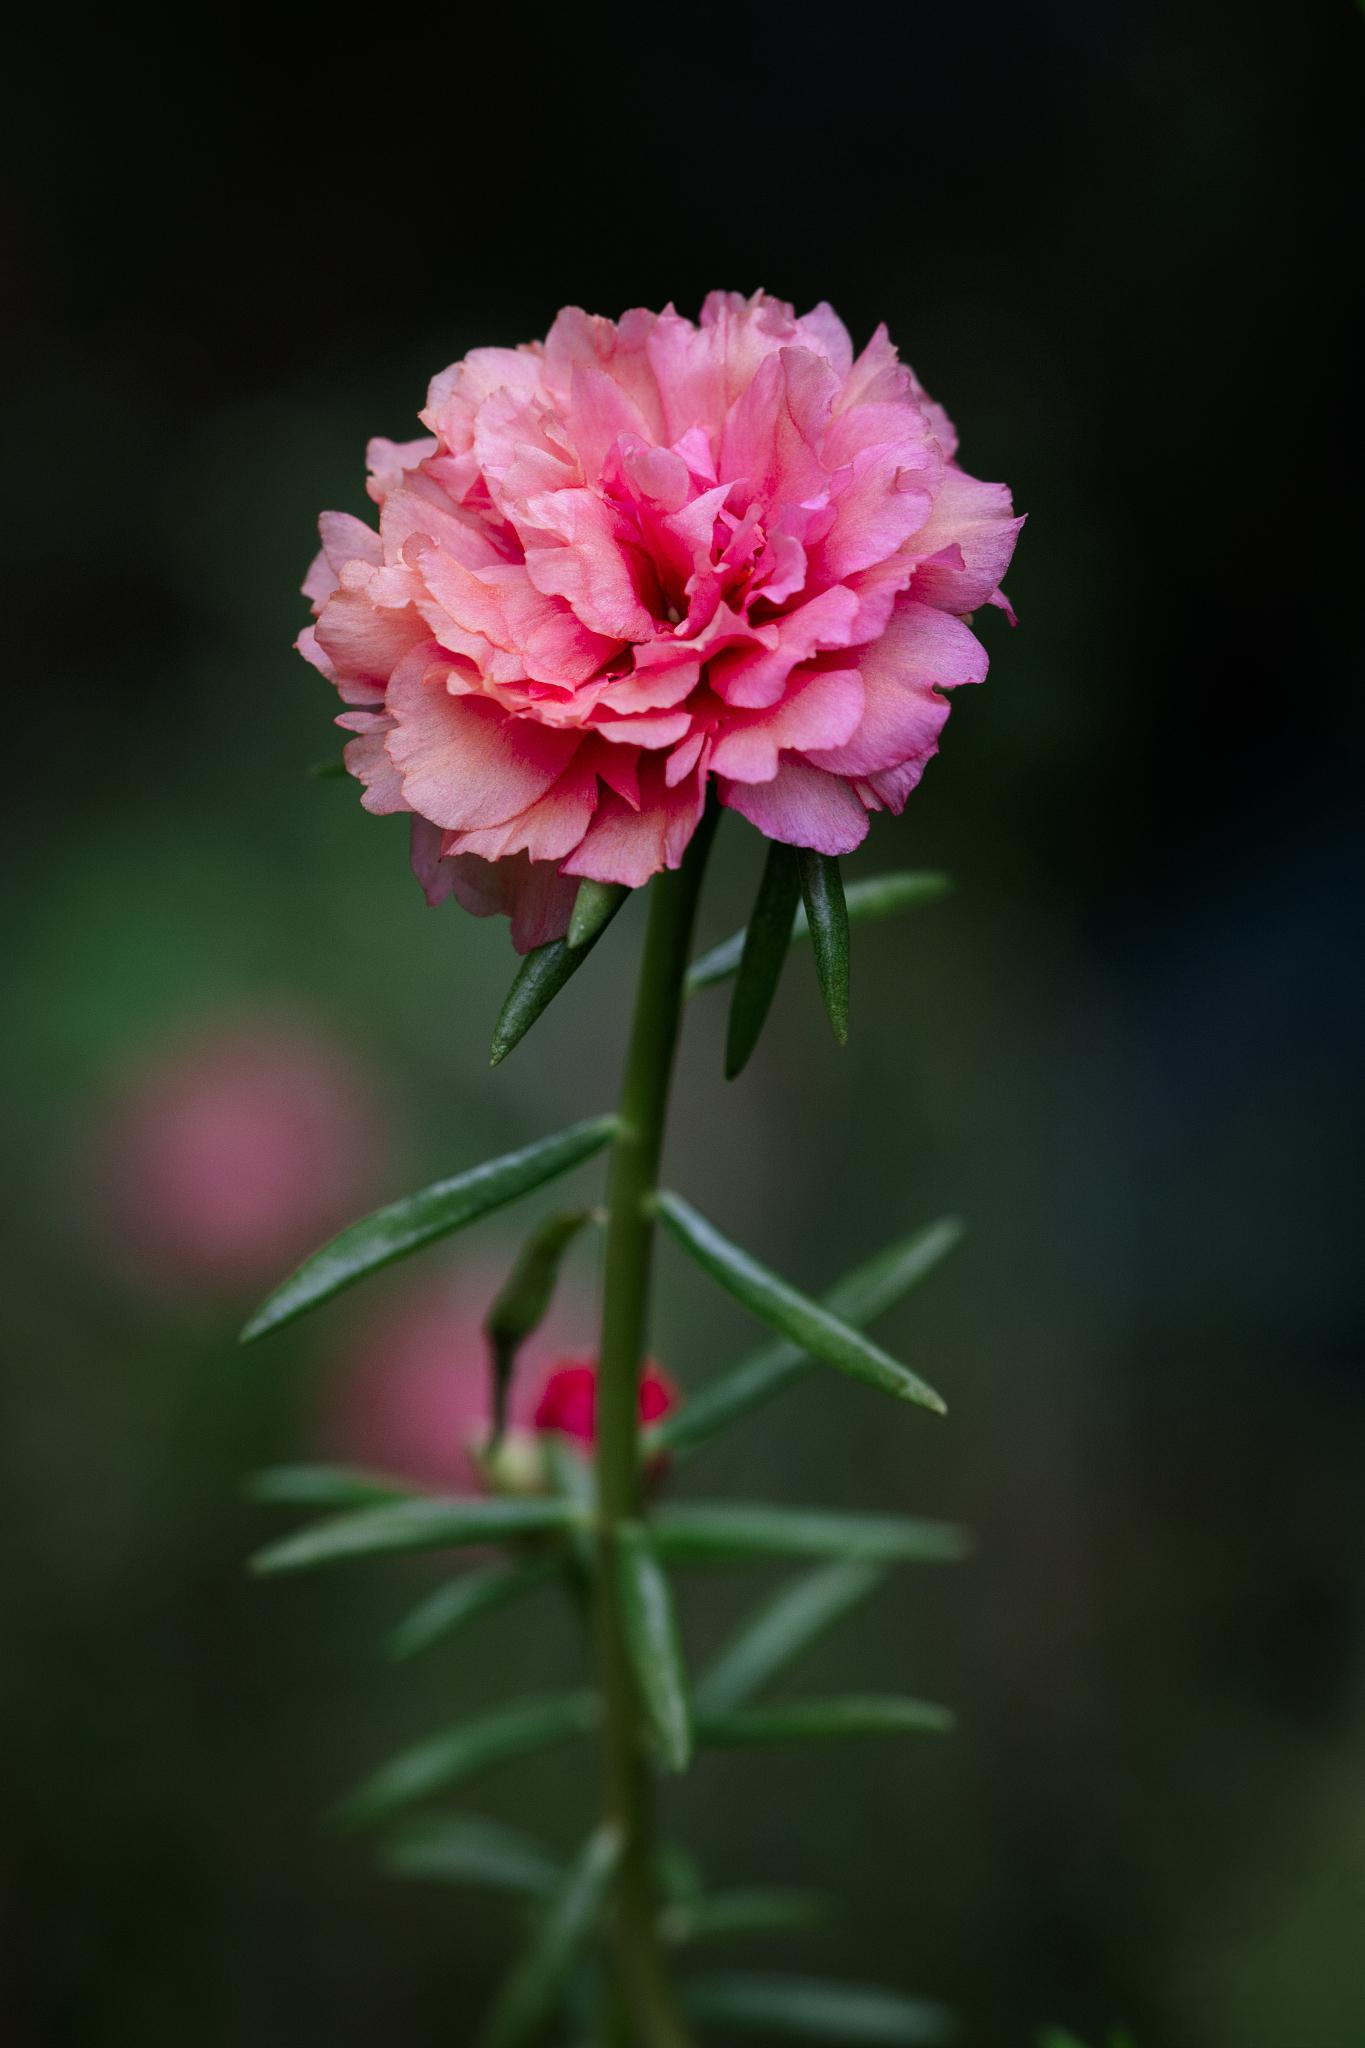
[300,292,1021,949]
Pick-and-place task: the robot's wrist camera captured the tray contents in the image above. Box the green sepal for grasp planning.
[568,878,629,949]
[655,1192,948,1414]
[797,849,849,1044]
[250,1495,579,1576]
[695,1696,956,1745]
[336,1691,600,1831]
[476,1825,624,2048]
[484,1208,596,1441]
[387,1556,560,1661]
[684,1972,957,2042]
[725,841,801,1079]
[693,1560,885,1717]
[646,1218,964,1461]
[614,1522,693,1772]
[382,1813,563,1898]
[308,753,349,779]
[686,871,952,995]
[491,894,627,1064]
[651,1504,969,1567]
[240,1116,616,1341]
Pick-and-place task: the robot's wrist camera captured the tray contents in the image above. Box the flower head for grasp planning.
[301,292,1021,949]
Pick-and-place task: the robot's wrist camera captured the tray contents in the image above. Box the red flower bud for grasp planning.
[533,1357,676,1450]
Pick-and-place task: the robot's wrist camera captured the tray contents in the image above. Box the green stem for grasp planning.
[594,807,716,2048]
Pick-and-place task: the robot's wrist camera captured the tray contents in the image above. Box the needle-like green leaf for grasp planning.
[646,1218,964,1460]
[615,1523,693,1772]
[725,842,801,1079]
[485,1209,597,1441]
[684,1972,957,2043]
[240,1116,616,1341]
[686,872,952,995]
[477,1825,624,2048]
[696,1696,956,1745]
[388,1556,560,1661]
[382,1814,564,1898]
[250,1495,579,1576]
[654,1192,948,1414]
[797,850,849,1045]
[491,897,627,1064]
[693,1560,885,1717]
[651,1504,970,1567]
[336,1691,600,1831]
[244,1465,417,1510]
[567,879,630,949]
[661,1888,832,1947]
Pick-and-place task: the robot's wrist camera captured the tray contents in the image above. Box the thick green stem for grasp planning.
[594,809,716,2048]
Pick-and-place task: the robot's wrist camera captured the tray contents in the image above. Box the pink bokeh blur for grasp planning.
[89,1013,388,1300]
[319,1263,598,1491]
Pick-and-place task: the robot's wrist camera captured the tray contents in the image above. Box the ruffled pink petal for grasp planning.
[797,301,855,378]
[721,761,870,854]
[523,489,657,641]
[386,671,579,832]
[710,667,865,784]
[409,817,456,905]
[341,714,408,816]
[708,586,861,709]
[720,347,838,510]
[313,582,427,695]
[445,850,577,953]
[413,545,617,688]
[806,602,987,779]
[562,761,706,887]
[908,467,1023,615]
[365,436,438,504]
[443,751,598,863]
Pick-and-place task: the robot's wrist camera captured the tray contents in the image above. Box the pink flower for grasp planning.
[301,292,1022,950]
[92,1016,384,1296]
[533,1358,676,1451]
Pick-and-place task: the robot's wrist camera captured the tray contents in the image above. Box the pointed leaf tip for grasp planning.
[383,1814,563,1898]
[491,888,627,1062]
[239,1115,615,1341]
[687,870,952,996]
[647,1216,966,1460]
[797,849,850,1046]
[696,1696,957,1746]
[651,1503,971,1568]
[684,1971,957,2043]
[694,1559,886,1717]
[655,1191,949,1416]
[249,1494,577,1576]
[336,1691,600,1832]
[387,1556,559,1662]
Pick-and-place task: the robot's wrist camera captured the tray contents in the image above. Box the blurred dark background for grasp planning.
[5,4,1362,2044]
